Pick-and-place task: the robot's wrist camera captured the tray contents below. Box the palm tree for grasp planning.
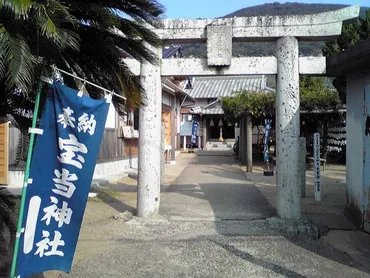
[0,0,165,168]
[0,2,164,271]
[0,0,164,110]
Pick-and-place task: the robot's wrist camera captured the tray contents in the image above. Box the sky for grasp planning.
[158,0,368,19]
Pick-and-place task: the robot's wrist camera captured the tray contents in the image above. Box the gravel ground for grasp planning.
[59,218,370,278]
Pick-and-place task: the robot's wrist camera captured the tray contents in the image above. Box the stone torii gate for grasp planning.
[126,6,360,220]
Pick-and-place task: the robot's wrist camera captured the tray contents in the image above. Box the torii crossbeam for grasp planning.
[130,6,360,219]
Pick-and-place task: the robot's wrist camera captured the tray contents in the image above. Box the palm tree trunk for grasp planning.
[10,129,29,170]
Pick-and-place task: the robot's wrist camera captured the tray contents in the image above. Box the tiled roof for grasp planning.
[202,106,224,115]
[187,75,270,99]
[192,99,224,115]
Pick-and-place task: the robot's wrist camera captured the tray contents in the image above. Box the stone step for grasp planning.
[196,150,233,156]
[206,142,234,150]
[205,148,233,152]
[210,144,232,147]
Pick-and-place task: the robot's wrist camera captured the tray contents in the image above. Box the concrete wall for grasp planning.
[346,71,369,226]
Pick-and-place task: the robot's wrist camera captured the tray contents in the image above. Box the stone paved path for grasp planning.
[160,155,275,221]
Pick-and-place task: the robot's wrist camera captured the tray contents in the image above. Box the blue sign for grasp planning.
[263,119,272,162]
[191,121,199,144]
[16,82,110,277]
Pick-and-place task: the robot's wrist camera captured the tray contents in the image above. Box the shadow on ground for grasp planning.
[160,154,370,275]
[93,189,136,215]
[211,238,306,277]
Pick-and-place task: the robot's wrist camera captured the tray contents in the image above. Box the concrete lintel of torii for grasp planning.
[135,5,360,220]
[150,5,359,43]
[125,56,326,77]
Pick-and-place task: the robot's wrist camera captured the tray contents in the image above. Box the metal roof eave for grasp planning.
[162,78,195,102]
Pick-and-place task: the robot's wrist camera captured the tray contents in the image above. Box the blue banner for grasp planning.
[191,121,199,145]
[16,82,110,277]
[263,119,272,162]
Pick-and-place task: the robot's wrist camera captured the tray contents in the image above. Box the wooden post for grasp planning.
[246,115,253,172]
[0,122,9,184]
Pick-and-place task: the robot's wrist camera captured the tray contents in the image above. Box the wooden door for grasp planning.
[0,123,9,184]
[161,112,171,146]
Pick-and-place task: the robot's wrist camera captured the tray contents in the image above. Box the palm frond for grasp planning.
[65,0,164,21]
[119,17,161,46]
[0,0,165,117]
[0,30,35,93]
[33,1,79,50]
[2,0,33,17]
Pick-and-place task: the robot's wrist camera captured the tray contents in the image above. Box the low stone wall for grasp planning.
[7,157,139,187]
[93,157,138,179]
[8,170,24,187]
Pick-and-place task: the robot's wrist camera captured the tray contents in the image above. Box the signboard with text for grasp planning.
[191,121,199,144]
[313,133,321,201]
[16,82,110,277]
[263,120,272,162]
[180,121,199,137]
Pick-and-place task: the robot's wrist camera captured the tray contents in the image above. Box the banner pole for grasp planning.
[10,80,43,278]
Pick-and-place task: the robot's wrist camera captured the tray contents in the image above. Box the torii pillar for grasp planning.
[137,44,162,217]
[129,5,360,220]
[275,37,301,219]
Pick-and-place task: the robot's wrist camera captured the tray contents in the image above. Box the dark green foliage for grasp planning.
[0,0,165,169]
[222,91,275,119]
[0,0,165,116]
[221,77,341,120]
[323,8,370,105]
[323,9,370,56]
[300,77,341,110]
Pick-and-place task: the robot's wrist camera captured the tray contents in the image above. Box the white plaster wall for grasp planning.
[346,72,367,210]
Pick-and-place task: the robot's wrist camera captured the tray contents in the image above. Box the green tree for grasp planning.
[323,9,370,103]
[0,0,164,109]
[0,0,164,169]
[300,76,341,110]
[0,4,164,271]
[323,9,370,56]
[221,77,341,157]
[222,77,340,120]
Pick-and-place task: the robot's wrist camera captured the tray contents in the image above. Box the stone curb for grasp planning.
[127,170,138,180]
[90,179,110,189]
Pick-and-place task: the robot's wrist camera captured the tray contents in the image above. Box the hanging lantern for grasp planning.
[210,118,214,126]
[218,118,223,127]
